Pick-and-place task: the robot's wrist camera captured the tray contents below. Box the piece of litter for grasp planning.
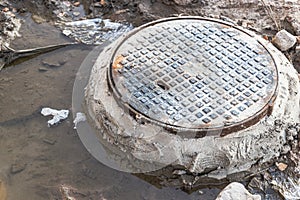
[41,107,69,127]
[61,18,133,45]
[73,112,86,129]
[62,29,72,36]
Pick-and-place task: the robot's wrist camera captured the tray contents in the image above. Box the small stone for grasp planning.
[114,9,129,15]
[5,24,14,31]
[198,190,204,195]
[291,128,298,136]
[276,162,288,171]
[0,2,8,7]
[248,177,265,191]
[43,138,56,145]
[173,0,193,5]
[63,1,71,7]
[287,135,294,141]
[281,144,291,154]
[32,14,46,24]
[100,0,106,6]
[172,170,186,175]
[216,182,261,200]
[93,2,102,7]
[38,67,48,72]
[73,2,80,7]
[82,168,96,180]
[272,30,297,51]
[10,162,26,174]
[291,140,298,149]
[284,14,300,35]
[73,12,80,17]
[2,7,9,12]
[42,59,62,68]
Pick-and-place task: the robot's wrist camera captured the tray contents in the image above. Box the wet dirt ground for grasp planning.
[0,14,220,200]
[0,0,300,199]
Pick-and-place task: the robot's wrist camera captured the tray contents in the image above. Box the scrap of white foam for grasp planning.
[73,112,86,129]
[41,107,69,127]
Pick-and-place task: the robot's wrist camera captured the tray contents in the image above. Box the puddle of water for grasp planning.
[0,16,220,200]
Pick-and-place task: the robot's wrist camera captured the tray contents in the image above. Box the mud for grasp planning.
[0,0,300,199]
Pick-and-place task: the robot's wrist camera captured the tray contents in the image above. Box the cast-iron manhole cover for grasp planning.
[108,17,278,136]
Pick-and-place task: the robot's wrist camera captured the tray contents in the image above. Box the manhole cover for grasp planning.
[108,17,278,136]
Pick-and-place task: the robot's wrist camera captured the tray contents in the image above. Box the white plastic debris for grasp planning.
[61,18,133,45]
[62,29,72,36]
[73,112,86,129]
[41,107,69,127]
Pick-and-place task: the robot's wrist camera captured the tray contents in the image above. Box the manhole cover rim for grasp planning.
[106,16,279,136]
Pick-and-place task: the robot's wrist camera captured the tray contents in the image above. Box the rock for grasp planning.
[275,162,288,171]
[31,15,46,24]
[284,14,300,36]
[0,180,7,200]
[10,162,26,174]
[42,58,66,68]
[38,67,48,72]
[173,0,193,6]
[43,138,56,145]
[2,8,9,12]
[281,144,291,154]
[198,190,204,195]
[73,12,80,17]
[248,177,265,192]
[272,30,297,51]
[172,170,186,175]
[100,0,106,6]
[216,182,261,200]
[82,168,96,180]
[73,2,80,7]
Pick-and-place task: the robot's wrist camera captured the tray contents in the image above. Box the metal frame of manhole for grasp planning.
[106,17,278,137]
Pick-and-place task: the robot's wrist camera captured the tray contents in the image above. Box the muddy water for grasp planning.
[0,16,220,199]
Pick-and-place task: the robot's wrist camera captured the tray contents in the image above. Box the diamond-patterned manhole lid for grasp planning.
[107,17,278,136]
